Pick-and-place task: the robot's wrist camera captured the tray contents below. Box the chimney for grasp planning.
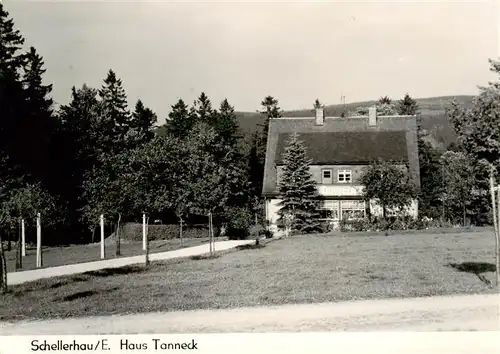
[368,106,377,126]
[315,107,324,126]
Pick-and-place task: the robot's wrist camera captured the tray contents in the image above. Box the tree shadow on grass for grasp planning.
[236,243,266,251]
[83,266,147,278]
[448,262,495,286]
[9,275,90,297]
[49,275,90,290]
[190,254,221,261]
[60,287,119,302]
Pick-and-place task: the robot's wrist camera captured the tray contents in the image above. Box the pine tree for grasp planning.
[22,47,53,114]
[167,98,194,138]
[260,95,282,119]
[397,93,418,115]
[417,140,443,218]
[0,3,26,180]
[213,98,239,146]
[398,93,425,139]
[395,94,441,218]
[194,92,214,124]
[98,69,130,154]
[277,132,321,233]
[247,96,283,222]
[20,46,57,186]
[55,84,104,238]
[130,99,157,144]
[0,3,25,76]
[378,96,392,105]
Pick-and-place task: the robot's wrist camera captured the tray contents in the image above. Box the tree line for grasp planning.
[1,1,498,249]
[0,4,282,251]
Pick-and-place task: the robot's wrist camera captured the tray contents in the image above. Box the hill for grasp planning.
[235,95,475,150]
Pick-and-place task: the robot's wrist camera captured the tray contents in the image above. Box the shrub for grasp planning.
[118,223,219,241]
[263,230,274,238]
[338,215,461,233]
[319,220,335,233]
[339,218,373,232]
[225,207,253,240]
[250,224,265,238]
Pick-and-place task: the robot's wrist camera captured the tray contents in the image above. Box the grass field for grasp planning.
[0,230,498,321]
[4,237,222,273]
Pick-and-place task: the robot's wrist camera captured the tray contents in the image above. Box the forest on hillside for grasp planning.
[0,2,497,251]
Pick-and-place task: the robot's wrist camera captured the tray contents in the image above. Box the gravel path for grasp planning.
[1,293,498,334]
[6,240,253,286]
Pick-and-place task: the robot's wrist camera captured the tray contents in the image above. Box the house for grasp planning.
[262,106,420,232]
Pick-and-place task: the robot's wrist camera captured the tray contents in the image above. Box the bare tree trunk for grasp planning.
[36,213,42,268]
[21,219,25,257]
[15,220,22,270]
[208,213,212,255]
[208,213,215,256]
[496,181,500,288]
[489,173,499,287]
[91,226,96,244]
[7,232,11,252]
[210,213,215,254]
[463,204,466,227]
[145,216,150,267]
[441,163,446,222]
[179,218,183,247]
[115,213,121,257]
[0,229,8,294]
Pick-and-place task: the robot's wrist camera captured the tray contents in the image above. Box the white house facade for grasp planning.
[262,106,420,232]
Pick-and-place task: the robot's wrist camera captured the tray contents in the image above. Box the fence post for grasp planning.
[496,183,500,287]
[180,218,184,247]
[489,172,499,287]
[145,215,150,267]
[100,214,105,259]
[36,213,42,268]
[21,218,26,257]
[142,213,146,251]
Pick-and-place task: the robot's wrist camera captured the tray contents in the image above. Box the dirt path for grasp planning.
[6,240,253,286]
[1,293,498,334]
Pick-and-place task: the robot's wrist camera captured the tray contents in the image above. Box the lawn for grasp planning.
[4,237,221,273]
[0,230,498,321]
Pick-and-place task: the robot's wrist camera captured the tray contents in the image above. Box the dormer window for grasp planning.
[338,170,352,183]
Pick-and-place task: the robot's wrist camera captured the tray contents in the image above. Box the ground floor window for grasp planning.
[341,200,366,220]
[318,199,366,221]
[318,200,340,220]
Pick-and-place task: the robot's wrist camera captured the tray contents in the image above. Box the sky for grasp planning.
[3,0,499,124]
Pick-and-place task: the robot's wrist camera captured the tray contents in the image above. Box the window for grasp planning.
[341,200,365,220]
[318,200,339,220]
[337,170,352,183]
[321,169,333,184]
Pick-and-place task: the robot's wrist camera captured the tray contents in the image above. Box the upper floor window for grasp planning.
[321,169,333,184]
[337,169,352,183]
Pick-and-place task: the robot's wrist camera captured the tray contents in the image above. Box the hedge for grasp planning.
[118,223,220,241]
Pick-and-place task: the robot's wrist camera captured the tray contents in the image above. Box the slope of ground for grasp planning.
[4,237,221,273]
[0,230,496,321]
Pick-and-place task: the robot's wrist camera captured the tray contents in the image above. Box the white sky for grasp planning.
[4,0,499,123]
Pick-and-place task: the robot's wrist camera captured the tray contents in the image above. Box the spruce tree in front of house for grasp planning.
[277,132,321,233]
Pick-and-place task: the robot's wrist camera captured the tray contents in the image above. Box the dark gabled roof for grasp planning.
[275,131,408,165]
[262,116,420,196]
